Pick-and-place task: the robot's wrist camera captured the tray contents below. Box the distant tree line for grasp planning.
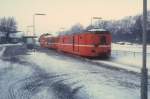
[61,11,150,44]
[0,17,17,43]
[95,14,150,43]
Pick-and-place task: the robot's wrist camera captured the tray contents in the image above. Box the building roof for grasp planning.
[23,36,37,38]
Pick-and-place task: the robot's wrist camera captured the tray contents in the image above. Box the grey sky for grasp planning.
[0,0,149,35]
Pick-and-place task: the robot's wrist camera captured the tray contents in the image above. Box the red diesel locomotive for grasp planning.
[39,29,112,58]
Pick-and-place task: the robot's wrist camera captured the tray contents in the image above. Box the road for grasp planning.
[0,45,150,99]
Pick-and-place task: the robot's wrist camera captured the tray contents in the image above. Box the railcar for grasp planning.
[40,29,112,58]
[39,34,50,48]
[39,34,46,47]
[47,36,58,49]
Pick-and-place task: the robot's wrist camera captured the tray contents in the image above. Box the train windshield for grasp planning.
[100,36,107,45]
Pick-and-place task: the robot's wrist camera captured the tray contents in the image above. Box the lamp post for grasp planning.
[141,0,148,99]
[32,13,46,51]
[26,25,33,36]
[33,13,46,36]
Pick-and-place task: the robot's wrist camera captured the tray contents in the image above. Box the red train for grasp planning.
[39,29,112,58]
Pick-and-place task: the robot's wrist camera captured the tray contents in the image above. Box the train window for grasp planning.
[100,36,107,45]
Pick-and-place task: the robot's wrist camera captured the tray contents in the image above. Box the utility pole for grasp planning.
[91,17,93,27]
[141,0,148,99]
[33,15,35,36]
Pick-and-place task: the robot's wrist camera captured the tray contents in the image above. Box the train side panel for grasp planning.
[40,29,112,58]
[77,33,93,57]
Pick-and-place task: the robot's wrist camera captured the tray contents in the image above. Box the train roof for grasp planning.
[88,29,108,32]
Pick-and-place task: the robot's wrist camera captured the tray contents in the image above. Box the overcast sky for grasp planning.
[0,0,149,35]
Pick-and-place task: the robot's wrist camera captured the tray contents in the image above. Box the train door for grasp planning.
[73,35,79,53]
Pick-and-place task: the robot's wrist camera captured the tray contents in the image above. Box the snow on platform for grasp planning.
[112,43,150,53]
[99,43,150,73]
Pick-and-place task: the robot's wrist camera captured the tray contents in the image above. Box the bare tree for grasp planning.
[0,17,17,43]
[70,23,84,34]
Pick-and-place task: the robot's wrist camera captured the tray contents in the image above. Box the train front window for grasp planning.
[100,36,107,45]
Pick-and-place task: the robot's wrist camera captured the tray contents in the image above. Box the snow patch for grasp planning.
[0,47,6,57]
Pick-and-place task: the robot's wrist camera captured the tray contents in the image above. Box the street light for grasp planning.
[33,13,46,36]
[91,17,102,28]
[26,25,33,36]
[141,0,148,99]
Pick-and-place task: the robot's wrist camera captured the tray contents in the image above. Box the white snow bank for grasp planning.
[110,43,150,73]
[0,47,6,57]
[0,43,22,47]
[94,60,140,73]
[112,43,150,53]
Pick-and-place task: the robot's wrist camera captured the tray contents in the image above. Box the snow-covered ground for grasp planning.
[94,43,150,73]
[20,50,149,99]
[0,43,22,47]
[79,43,150,73]
[0,44,150,99]
[0,47,6,57]
[112,43,150,69]
[112,43,150,53]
